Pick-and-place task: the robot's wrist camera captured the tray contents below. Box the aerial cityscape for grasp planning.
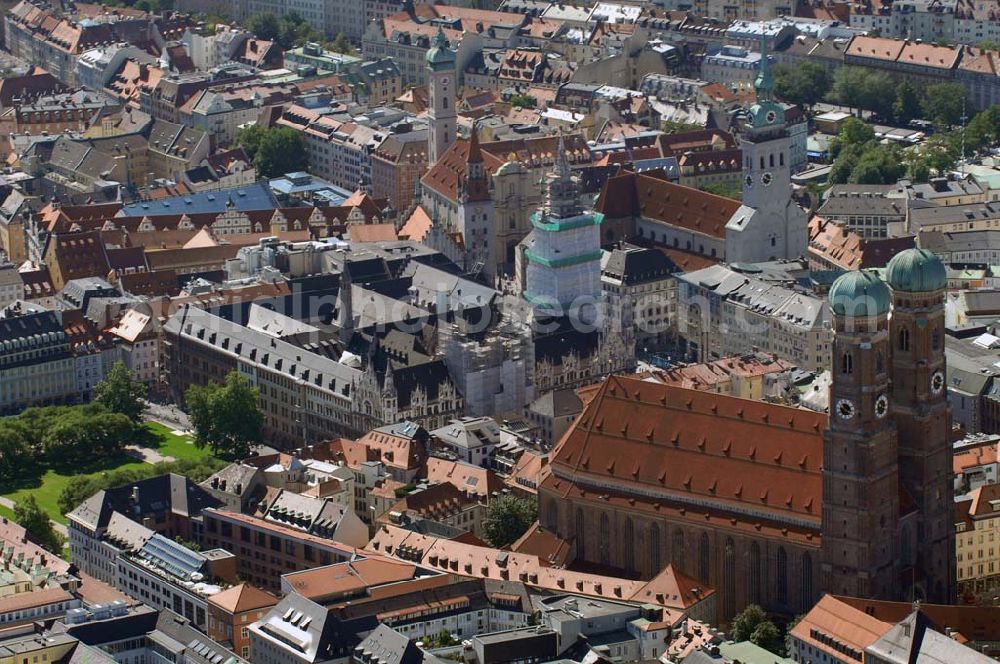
[2,0,1000,662]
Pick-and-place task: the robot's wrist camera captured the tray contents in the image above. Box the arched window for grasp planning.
[901,523,912,564]
[932,328,941,350]
[760,156,765,169]
[876,352,884,374]
[899,327,910,351]
[842,352,853,375]
[801,552,814,609]
[776,547,788,605]
[575,509,586,559]
[545,499,558,530]
[699,532,710,583]
[599,513,611,565]
[649,523,662,574]
[673,237,679,248]
[672,529,685,571]
[780,152,785,166]
[724,538,736,619]
[769,153,775,168]
[749,542,762,605]
[624,518,635,573]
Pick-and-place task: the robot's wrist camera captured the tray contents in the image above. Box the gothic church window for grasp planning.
[899,327,910,351]
[699,532,710,583]
[776,547,788,604]
[575,509,585,559]
[749,542,762,605]
[650,524,662,573]
[599,513,610,565]
[624,518,635,572]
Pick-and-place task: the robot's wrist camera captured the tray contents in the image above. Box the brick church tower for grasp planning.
[822,271,901,599]
[886,248,955,603]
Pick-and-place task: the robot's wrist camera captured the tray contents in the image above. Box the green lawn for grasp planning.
[1,454,148,524]
[0,504,14,521]
[0,422,215,525]
[139,422,213,462]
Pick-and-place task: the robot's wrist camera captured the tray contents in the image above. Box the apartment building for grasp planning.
[371,129,429,213]
[676,264,831,372]
[207,585,278,661]
[0,305,76,414]
[956,483,1000,601]
[201,509,358,593]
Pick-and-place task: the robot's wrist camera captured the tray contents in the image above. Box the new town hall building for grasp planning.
[539,248,955,623]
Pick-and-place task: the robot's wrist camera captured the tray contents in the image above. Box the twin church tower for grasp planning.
[825,249,954,603]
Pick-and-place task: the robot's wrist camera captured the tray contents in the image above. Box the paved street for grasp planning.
[143,400,192,431]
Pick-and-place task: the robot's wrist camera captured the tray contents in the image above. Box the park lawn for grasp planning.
[0,503,13,521]
[141,422,214,462]
[1,456,149,525]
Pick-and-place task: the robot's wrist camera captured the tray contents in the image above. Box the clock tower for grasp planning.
[822,270,902,600]
[426,27,456,166]
[726,37,808,263]
[886,248,955,603]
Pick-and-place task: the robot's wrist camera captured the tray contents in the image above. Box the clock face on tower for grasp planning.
[837,398,856,420]
[441,76,450,86]
[931,370,945,394]
[761,172,773,186]
[875,394,889,418]
[766,110,777,124]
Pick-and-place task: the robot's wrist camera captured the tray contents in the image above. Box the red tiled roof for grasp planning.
[545,375,825,537]
[596,171,740,240]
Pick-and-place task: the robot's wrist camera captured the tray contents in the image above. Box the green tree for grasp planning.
[14,495,64,552]
[923,82,968,127]
[893,80,922,125]
[773,61,829,110]
[42,408,133,466]
[976,39,1000,51]
[95,360,147,423]
[252,126,308,178]
[751,619,784,654]
[0,419,32,477]
[247,12,281,41]
[482,494,537,548]
[186,371,264,460]
[829,117,875,160]
[331,33,354,55]
[235,124,268,161]
[508,93,537,108]
[731,604,767,641]
[831,67,871,114]
[661,120,702,133]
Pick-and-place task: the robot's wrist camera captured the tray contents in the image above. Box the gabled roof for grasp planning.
[546,374,825,531]
[207,583,277,614]
[596,171,740,240]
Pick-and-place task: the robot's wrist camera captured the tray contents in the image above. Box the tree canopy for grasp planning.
[186,371,264,460]
[237,125,308,178]
[247,11,324,49]
[57,457,227,516]
[94,360,147,423]
[482,494,537,548]
[730,604,784,655]
[14,495,64,553]
[773,61,830,109]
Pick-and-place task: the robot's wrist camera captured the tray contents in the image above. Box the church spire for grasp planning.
[543,132,580,219]
[754,36,773,100]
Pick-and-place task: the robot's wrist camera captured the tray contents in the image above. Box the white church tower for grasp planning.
[426,27,456,166]
[520,135,603,323]
[725,38,808,263]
